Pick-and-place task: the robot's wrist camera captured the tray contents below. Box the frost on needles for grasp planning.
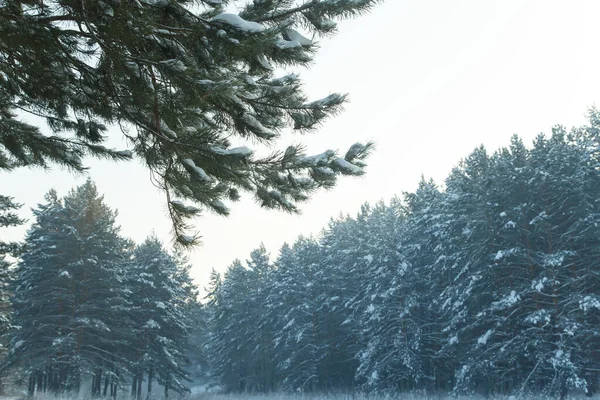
[0,0,380,246]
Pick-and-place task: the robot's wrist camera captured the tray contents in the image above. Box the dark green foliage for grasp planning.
[204,110,600,398]
[3,180,200,398]
[206,245,276,392]
[0,194,24,384]
[6,181,133,395]
[128,236,198,398]
[0,0,378,245]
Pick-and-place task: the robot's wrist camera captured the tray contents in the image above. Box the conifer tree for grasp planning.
[269,237,325,392]
[0,195,23,257]
[0,0,378,244]
[6,181,133,396]
[355,183,448,392]
[202,109,600,398]
[0,195,22,337]
[321,203,401,390]
[206,259,255,392]
[0,195,24,393]
[127,236,196,399]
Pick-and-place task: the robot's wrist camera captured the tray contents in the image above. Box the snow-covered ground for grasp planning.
[189,394,600,400]
[8,387,600,400]
[7,393,600,400]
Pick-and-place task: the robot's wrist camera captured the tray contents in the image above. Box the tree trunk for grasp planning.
[58,366,67,393]
[92,368,103,397]
[560,378,568,400]
[36,372,43,394]
[28,374,35,397]
[72,369,81,395]
[112,369,119,400]
[164,375,169,399]
[111,378,118,400]
[131,373,137,398]
[146,367,153,400]
[43,368,48,393]
[103,372,110,396]
[136,372,142,400]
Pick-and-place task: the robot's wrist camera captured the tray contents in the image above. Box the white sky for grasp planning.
[3,0,600,292]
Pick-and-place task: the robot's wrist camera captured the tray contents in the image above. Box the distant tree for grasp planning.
[171,248,204,384]
[269,237,326,392]
[6,180,133,397]
[180,296,207,389]
[0,195,24,394]
[0,195,23,337]
[321,203,400,391]
[355,184,446,393]
[127,236,197,399]
[206,259,254,392]
[0,194,23,256]
[0,0,379,244]
[206,244,281,392]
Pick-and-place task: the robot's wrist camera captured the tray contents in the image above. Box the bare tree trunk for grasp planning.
[103,372,110,396]
[92,369,103,397]
[28,374,35,397]
[73,369,81,395]
[560,377,568,400]
[42,368,48,393]
[111,370,118,400]
[164,375,169,399]
[36,372,43,394]
[136,373,142,400]
[146,367,153,400]
[131,373,137,398]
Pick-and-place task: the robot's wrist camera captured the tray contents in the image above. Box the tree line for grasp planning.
[4,112,600,399]
[0,180,201,398]
[204,111,600,399]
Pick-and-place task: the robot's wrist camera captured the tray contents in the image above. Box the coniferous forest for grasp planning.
[0,181,202,398]
[4,113,600,399]
[202,112,600,398]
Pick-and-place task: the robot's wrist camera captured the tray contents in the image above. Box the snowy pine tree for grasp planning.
[6,181,133,396]
[269,237,326,392]
[0,195,24,393]
[127,236,196,399]
[0,195,22,336]
[205,246,275,392]
[203,109,600,398]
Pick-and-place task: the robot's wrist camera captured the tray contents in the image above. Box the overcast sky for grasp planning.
[3,0,600,291]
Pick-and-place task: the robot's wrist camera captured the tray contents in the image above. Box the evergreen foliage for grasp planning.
[6,181,133,395]
[204,110,600,399]
[3,181,200,398]
[0,194,24,393]
[128,236,197,398]
[0,0,379,245]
